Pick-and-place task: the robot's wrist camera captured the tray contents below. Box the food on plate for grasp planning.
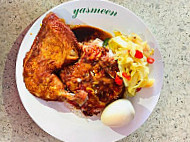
[23,12,86,105]
[101,99,135,127]
[108,31,155,96]
[60,39,123,116]
[23,12,124,116]
[60,39,123,115]
[23,12,154,119]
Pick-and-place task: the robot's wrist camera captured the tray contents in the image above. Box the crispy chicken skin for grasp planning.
[60,40,124,116]
[23,12,86,104]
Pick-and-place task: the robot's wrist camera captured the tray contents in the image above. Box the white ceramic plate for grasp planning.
[16,0,163,142]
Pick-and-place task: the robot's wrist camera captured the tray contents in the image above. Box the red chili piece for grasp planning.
[115,75,123,85]
[147,57,155,64]
[136,88,142,92]
[135,50,143,59]
[122,72,131,81]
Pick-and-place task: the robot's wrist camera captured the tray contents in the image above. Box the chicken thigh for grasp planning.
[23,12,86,105]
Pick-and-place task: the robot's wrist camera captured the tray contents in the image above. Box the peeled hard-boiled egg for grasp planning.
[101,99,135,127]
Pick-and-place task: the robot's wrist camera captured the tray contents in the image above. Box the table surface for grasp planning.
[0,0,189,142]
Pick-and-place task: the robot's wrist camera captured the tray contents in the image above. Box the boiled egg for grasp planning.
[101,99,135,127]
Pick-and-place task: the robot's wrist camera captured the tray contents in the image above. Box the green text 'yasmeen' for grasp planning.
[72,8,117,19]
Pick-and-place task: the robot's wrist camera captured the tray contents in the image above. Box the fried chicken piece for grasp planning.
[23,12,87,105]
[60,39,124,116]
